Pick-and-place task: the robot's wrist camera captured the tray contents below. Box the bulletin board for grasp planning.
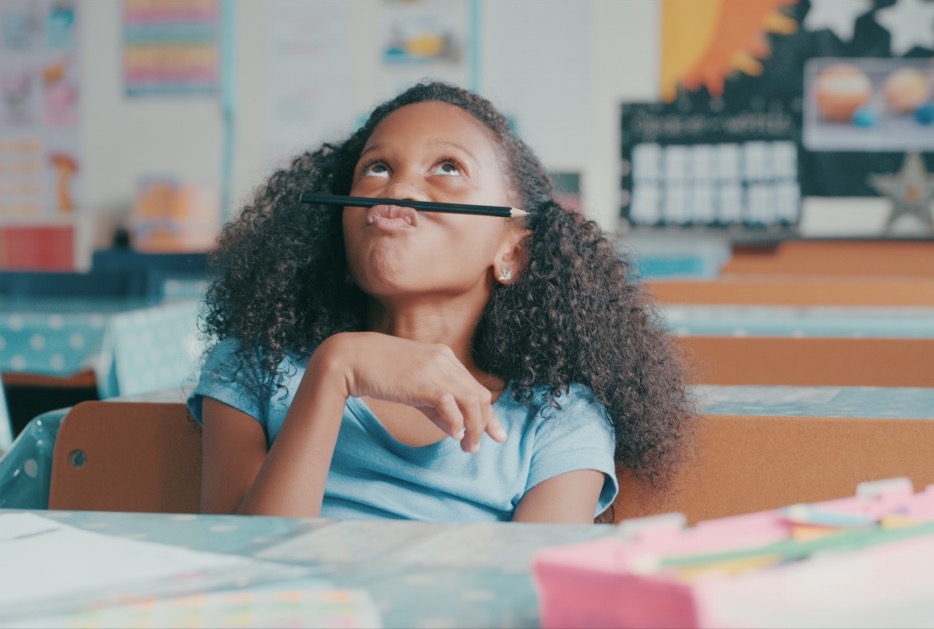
[623,0,934,238]
[620,100,801,232]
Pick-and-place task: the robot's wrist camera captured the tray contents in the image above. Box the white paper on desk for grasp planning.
[257,520,609,572]
[0,513,304,620]
[3,580,382,629]
[256,519,443,565]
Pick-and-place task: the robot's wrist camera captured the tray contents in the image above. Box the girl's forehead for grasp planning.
[366,101,499,149]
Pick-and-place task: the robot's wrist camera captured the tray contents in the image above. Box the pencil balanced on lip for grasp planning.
[298,192,529,219]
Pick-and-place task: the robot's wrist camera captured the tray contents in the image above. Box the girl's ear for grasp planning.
[493,226,532,285]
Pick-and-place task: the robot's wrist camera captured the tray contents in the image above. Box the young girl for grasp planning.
[188,81,695,523]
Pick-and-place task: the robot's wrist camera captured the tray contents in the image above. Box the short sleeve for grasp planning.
[186,338,267,426]
[526,385,619,517]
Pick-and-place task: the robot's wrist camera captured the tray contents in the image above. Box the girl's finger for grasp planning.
[458,390,486,453]
[434,391,466,440]
[485,404,507,443]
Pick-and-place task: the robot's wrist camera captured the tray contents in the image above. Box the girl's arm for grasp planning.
[200,346,348,516]
[200,332,507,516]
[511,470,606,524]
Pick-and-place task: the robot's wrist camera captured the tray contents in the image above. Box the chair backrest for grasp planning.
[678,336,934,387]
[721,240,934,277]
[614,413,934,525]
[48,401,201,513]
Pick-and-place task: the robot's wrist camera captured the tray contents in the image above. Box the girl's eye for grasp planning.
[432,160,462,176]
[361,162,390,178]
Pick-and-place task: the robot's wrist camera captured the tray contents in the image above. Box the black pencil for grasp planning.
[299,192,528,218]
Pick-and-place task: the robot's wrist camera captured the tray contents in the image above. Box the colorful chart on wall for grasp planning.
[620,101,801,232]
[623,0,934,237]
[0,0,81,268]
[377,0,475,100]
[123,0,219,97]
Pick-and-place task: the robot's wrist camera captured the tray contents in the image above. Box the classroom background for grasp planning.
[2,0,931,272]
[3,2,934,627]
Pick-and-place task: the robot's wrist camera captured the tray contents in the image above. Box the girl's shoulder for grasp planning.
[204,337,308,373]
[520,382,605,416]
[506,382,610,436]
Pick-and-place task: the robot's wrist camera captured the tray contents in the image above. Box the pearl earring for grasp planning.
[498,268,512,282]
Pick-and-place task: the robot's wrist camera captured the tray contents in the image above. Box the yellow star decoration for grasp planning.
[868,152,934,233]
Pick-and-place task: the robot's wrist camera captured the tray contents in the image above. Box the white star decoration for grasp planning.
[875,0,934,55]
[804,0,874,41]
[869,152,934,233]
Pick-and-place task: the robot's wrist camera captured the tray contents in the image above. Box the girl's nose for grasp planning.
[384,180,429,203]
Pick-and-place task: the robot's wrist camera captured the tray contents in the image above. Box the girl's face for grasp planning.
[343,101,524,304]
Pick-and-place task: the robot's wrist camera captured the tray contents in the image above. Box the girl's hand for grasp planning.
[311,332,507,453]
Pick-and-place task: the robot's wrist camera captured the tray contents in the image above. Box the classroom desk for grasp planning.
[660,304,934,337]
[0,297,202,421]
[694,384,934,419]
[0,508,612,628]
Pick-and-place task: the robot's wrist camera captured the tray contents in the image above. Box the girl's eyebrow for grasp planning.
[358,144,382,159]
[357,141,480,165]
[434,141,479,165]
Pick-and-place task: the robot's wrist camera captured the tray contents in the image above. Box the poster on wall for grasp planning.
[123,0,219,97]
[641,0,934,237]
[377,0,474,100]
[0,0,81,268]
[620,101,800,232]
[262,0,357,168]
[261,0,476,171]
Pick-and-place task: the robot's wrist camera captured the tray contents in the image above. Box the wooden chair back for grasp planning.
[48,401,201,513]
[615,413,934,525]
[721,240,934,277]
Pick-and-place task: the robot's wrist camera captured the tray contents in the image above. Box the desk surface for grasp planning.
[696,385,934,419]
[0,508,610,628]
[661,305,934,337]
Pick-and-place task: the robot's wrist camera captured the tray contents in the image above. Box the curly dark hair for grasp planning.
[202,81,696,497]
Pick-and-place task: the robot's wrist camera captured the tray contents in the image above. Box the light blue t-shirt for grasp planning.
[187,338,619,521]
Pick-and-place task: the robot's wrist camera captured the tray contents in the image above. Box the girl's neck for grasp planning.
[366,297,503,392]
[368,303,475,358]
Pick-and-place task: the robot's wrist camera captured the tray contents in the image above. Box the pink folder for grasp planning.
[533,478,934,628]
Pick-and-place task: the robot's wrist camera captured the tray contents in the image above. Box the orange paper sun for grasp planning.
[660,0,799,102]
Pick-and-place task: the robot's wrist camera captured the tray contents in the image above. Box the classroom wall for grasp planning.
[74,0,890,267]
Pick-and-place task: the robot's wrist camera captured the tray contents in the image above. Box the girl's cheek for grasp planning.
[429,177,473,197]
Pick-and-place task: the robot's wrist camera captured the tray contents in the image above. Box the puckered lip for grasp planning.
[365,203,418,227]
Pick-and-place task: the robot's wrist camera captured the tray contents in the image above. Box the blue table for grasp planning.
[695,384,934,419]
[0,298,202,424]
[660,305,934,338]
[0,508,612,628]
